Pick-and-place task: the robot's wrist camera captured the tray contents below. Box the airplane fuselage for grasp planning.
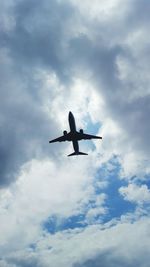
[68,112,79,152]
[69,111,76,132]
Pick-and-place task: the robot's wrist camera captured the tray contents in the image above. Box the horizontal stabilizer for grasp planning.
[68,151,88,157]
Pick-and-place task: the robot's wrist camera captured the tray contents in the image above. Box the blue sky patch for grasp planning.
[43,214,88,234]
[43,156,137,234]
[93,156,136,222]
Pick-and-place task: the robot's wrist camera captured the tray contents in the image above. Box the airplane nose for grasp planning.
[68,111,73,121]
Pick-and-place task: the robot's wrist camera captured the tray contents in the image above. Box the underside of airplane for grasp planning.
[49,112,102,156]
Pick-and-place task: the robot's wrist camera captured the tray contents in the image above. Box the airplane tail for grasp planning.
[68,151,88,157]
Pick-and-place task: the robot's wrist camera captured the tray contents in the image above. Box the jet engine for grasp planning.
[63,130,67,135]
[80,129,83,134]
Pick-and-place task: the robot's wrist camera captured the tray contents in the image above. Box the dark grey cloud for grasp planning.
[74,248,150,267]
[2,0,75,82]
[0,63,53,186]
[0,0,76,187]
[98,1,150,157]
[1,256,42,267]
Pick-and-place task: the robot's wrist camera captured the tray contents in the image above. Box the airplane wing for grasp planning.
[78,132,102,140]
[49,135,68,143]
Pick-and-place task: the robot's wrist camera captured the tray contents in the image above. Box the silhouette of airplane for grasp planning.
[49,111,102,156]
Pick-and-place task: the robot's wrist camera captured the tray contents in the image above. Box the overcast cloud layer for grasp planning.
[0,0,150,266]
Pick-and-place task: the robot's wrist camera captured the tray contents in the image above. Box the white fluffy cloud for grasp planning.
[119,183,150,204]
[0,155,106,256]
[1,217,150,267]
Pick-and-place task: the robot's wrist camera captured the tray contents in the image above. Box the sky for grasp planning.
[0,0,150,266]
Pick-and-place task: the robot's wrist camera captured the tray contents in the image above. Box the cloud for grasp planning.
[67,0,150,178]
[1,0,150,188]
[0,51,54,186]
[0,0,77,187]
[0,0,150,267]
[1,217,150,267]
[0,0,103,187]
[0,155,107,256]
[119,183,150,204]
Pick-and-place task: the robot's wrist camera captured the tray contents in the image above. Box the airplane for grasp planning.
[49,111,102,156]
